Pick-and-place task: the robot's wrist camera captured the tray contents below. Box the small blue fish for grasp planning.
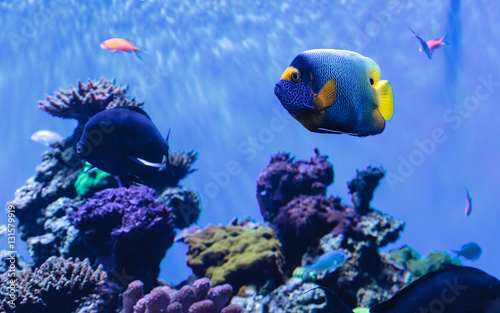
[453,242,482,261]
[293,249,350,281]
[76,107,170,183]
[275,49,394,136]
[31,130,64,147]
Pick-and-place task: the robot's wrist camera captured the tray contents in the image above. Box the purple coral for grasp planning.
[71,185,175,291]
[274,195,360,266]
[38,77,143,122]
[256,149,333,224]
[123,278,241,313]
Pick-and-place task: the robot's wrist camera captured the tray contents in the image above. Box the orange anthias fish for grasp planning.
[426,36,447,52]
[100,38,144,59]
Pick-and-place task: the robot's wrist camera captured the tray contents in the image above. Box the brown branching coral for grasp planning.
[38,77,143,123]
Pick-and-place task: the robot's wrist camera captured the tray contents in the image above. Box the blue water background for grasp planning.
[1,0,499,285]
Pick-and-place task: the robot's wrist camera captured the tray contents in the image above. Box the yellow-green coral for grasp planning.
[184,225,285,290]
[74,162,117,196]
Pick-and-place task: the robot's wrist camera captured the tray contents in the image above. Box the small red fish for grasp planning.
[465,189,472,216]
[100,38,144,59]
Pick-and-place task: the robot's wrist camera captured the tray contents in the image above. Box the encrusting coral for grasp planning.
[38,77,143,123]
[0,256,107,313]
[388,245,461,280]
[179,225,285,293]
[121,278,244,313]
[70,185,175,292]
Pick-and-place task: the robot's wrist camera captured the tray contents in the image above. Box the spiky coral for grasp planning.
[71,186,175,291]
[0,256,107,313]
[143,150,198,192]
[122,278,244,313]
[38,77,143,122]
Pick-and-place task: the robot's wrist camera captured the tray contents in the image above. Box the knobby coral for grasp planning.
[180,225,285,292]
[122,278,244,313]
[71,185,175,292]
[0,256,106,313]
[38,77,143,123]
[256,149,333,224]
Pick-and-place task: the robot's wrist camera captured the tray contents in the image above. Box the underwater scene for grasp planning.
[2,0,500,312]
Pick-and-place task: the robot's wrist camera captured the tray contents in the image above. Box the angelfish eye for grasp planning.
[291,71,300,83]
[369,78,374,86]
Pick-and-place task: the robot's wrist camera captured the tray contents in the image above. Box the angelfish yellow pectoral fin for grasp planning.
[376,80,394,121]
[313,78,337,111]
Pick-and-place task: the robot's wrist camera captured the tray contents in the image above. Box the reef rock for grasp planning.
[347,166,386,214]
[158,186,201,229]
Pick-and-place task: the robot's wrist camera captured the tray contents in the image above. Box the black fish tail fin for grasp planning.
[165,129,174,176]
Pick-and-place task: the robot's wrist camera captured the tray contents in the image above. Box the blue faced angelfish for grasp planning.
[274,49,394,137]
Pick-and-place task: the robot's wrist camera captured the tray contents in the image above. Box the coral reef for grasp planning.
[0,256,107,313]
[25,197,92,267]
[232,278,334,313]
[347,166,386,214]
[71,185,175,292]
[256,149,333,224]
[388,245,461,280]
[179,225,285,292]
[38,78,143,123]
[122,277,244,313]
[74,162,118,197]
[158,186,201,229]
[310,207,407,308]
[9,130,85,241]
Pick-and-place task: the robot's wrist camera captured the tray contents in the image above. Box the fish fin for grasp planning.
[119,106,151,119]
[85,166,98,173]
[129,175,144,185]
[127,154,166,168]
[376,80,394,121]
[313,78,337,111]
[164,129,174,176]
[316,128,361,136]
[133,50,142,61]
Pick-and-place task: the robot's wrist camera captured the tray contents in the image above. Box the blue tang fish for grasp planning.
[293,249,350,281]
[453,242,482,261]
[76,107,170,183]
[370,266,500,313]
[274,49,394,136]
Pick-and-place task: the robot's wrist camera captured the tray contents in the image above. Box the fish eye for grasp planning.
[291,71,300,83]
[369,78,374,85]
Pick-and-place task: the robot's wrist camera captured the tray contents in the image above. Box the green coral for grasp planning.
[74,162,117,197]
[183,225,285,292]
[389,245,462,280]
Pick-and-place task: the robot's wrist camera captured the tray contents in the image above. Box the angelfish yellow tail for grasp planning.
[376,80,394,121]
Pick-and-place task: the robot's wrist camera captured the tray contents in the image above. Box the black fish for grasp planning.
[370,266,500,313]
[76,107,170,183]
